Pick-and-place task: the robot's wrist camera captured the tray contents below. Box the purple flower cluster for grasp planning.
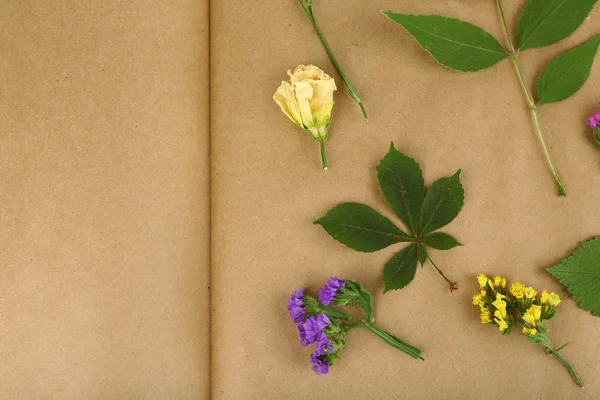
[318,277,346,306]
[287,282,341,375]
[299,313,330,346]
[297,312,333,375]
[589,111,600,130]
[307,319,334,375]
[287,289,305,324]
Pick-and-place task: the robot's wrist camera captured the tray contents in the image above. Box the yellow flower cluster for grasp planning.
[474,274,511,332]
[473,274,562,338]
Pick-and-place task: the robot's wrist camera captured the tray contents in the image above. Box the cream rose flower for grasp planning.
[273,64,337,169]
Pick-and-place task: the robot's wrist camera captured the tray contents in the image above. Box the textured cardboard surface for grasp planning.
[0,1,210,398]
[211,0,600,398]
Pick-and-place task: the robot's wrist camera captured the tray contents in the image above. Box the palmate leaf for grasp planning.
[315,143,464,292]
[548,237,600,316]
[382,12,508,72]
[376,142,424,235]
[314,202,412,252]
[517,0,598,51]
[537,34,600,105]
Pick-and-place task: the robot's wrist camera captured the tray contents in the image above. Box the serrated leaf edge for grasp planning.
[547,236,600,316]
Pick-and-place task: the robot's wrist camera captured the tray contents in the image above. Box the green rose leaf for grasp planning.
[314,202,412,252]
[517,0,598,51]
[376,142,424,235]
[383,244,418,292]
[382,12,508,72]
[422,232,463,250]
[418,170,464,236]
[536,35,600,105]
[417,243,428,267]
[548,236,600,316]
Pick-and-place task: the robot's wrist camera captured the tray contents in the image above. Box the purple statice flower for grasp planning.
[588,111,600,129]
[310,353,329,375]
[318,277,346,306]
[298,313,330,347]
[287,289,306,324]
[315,331,333,356]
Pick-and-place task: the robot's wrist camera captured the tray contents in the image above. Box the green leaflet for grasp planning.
[537,35,600,104]
[382,12,508,72]
[315,143,463,292]
[422,232,463,250]
[314,202,412,253]
[417,244,428,267]
[548,237,600,316]
[383,244,418,292]
[418,171,464,236]
[376,142,424,235]
[517,0,598,51]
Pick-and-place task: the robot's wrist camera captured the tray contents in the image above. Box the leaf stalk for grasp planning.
[496,0,566,196]
[297,0,368,120]
[427,256,457,291]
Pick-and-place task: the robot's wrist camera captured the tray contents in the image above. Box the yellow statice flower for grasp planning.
[472,292,484,306]
[490,276,506,289]
[492,298,507,319]
[510,282,525,299]
[496,318,509,332]
[523,305,542,327]
[480,307,492,324]
[541,289,550,304]
[477,274,488,288]
[524,286,538,300]
[541,290,561,307]
[548,292,561,307]
[522,327,538,336]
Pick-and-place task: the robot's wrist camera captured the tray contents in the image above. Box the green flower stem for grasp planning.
[427,256,457,291]
[318,139,328,170]
[362,322,424,360]
[540,335,584,388]
[297,0,368,121]
[496,0,566,196]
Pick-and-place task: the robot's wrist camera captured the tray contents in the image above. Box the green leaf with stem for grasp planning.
[297,0,368,120]
[496,0,566,196]
[317,144,463,292]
